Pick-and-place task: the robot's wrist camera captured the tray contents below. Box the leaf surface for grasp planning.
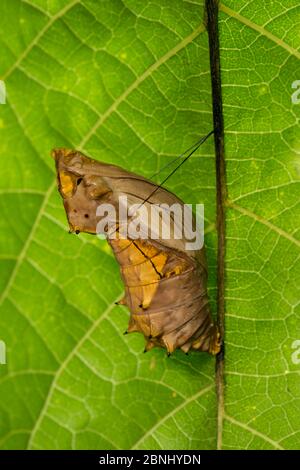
[0,0,299,450]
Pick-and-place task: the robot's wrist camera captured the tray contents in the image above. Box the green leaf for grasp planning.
[219,0,300,450]
[0,0,299,450]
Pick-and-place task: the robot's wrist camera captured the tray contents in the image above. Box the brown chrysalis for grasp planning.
[52,146,220,356]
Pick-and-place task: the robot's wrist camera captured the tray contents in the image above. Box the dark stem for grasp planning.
[205,0,226,450]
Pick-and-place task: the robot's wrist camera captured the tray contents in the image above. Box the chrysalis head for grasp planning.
[52,148,112,234]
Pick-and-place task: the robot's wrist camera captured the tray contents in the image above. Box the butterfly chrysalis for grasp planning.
[52,135,220,356]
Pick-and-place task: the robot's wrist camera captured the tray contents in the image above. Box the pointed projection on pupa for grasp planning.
[52,148,220,356]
